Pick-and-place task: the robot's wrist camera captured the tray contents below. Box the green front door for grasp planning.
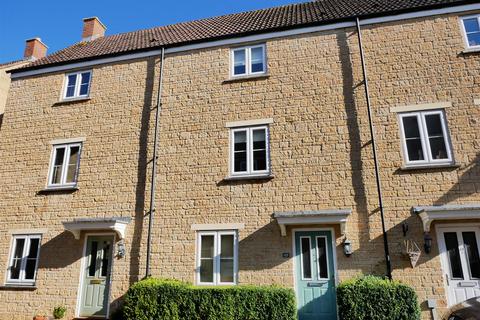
[295,231,337,320]
[79,235,113,318]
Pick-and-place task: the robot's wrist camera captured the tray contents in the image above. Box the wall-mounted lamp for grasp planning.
[343,238,353,256]
[117,240,126,258]
[424,233,432,254]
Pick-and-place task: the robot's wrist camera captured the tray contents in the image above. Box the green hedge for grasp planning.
[123,278,297,320]
[337,276,420,320]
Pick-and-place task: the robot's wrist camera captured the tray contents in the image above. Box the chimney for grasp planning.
[82,17,106,41]
[24,38,48,61]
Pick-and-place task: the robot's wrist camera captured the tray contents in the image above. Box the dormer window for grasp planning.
[230,44,266,77]
[63,71,92,99]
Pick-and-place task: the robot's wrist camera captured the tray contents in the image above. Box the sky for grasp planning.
[0,0,304,63]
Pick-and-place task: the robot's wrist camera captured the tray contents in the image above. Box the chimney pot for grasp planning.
[82,17,106,41]
[24,38,48,61]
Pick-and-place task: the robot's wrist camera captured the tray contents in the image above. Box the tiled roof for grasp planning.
[12,0,475,72]
[0,59,28,69]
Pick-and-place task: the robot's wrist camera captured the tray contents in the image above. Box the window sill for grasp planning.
[222,174,274,182]
[0,284,37,290]
[53,97,91,106]
[223,73,269,83]
[461,47,480,54]
[38,186,79,194]
[399,163,460,172]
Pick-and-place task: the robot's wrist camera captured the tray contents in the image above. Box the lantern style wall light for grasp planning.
[424,233,432,254]
[343,238,353,256]
[117,240,126,258]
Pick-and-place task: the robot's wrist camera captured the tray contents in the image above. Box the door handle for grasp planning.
[445,274,450,286]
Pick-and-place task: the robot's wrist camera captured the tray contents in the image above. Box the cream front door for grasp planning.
[438,227,480,306]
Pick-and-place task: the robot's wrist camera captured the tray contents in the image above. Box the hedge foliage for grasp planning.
[123,278,297,320]
[337,276,420,320]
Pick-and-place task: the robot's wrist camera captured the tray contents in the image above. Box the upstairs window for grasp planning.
[230,125,270,177]
[63,71,92,99]
[196,231,238,285]
[231,44,266,77]
[399,110,453,166]
[48,143,82,188]
[7,234,41,286]
[461,15,480,49]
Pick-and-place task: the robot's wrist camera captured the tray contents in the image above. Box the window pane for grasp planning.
[200,235,214,283]
[403,116,421,138]
[88,241,98,277]
[252,129,267,171]
[27,239,39,258]
[234,131,247,172]
[425,114,448,159]
[66,74,77,97]
[445,232,464,279]
[233,50,246,75]
[301,238,312,279]
[220,235,234,258]
[464,18,480,33]
[101,241,110,277]
[51,147,66,184]
[10,238,25,280]
[220,259,234,283]
[79,72,91,96]
[201,235,214,258]
[425,114,443,136]
[405,140,425,161]
[252,129,266,149]
[66,146,80,183]
[251,47,264,73]
[467,32,480,47]
[24,238,40,280]
[200,259,214,283]
[402,116,424,161]
[463,232,480,279]
[317,237,329,279]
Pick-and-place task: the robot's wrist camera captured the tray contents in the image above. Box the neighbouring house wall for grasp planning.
[0,68,11,116]
[0,11,478,320]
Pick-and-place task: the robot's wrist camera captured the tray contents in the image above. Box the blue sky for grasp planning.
[0,0,303,63]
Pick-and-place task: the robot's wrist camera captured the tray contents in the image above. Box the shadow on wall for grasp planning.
[37,231,83,269]
[238,220,290,272]
[129,58,158,285]
[337,30,387,274]
[435,153,480,205]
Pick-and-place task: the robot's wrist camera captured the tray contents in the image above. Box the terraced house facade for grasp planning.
[0,0,479,319]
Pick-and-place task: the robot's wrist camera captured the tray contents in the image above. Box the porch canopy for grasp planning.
[63,217,131,240]
[413,204,480,232]
[273,209,351,236]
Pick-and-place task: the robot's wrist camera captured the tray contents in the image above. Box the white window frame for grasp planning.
[196,230,238,286]
[460,14,480,50]
[230,44,267,77]
[62,70,92,100]
[6,234,42,286]
[230,125,270,177]
[398,110,453,167]
[47,142,82,188]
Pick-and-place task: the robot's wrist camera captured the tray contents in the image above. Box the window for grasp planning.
[399,110,453,166]
[48,143,82,188]
[230,126,270,177]
[231,44,266,77]
[63,71,92,99]
[461,15,480,49]
[196,231,238,285]
[7,235,41,285]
